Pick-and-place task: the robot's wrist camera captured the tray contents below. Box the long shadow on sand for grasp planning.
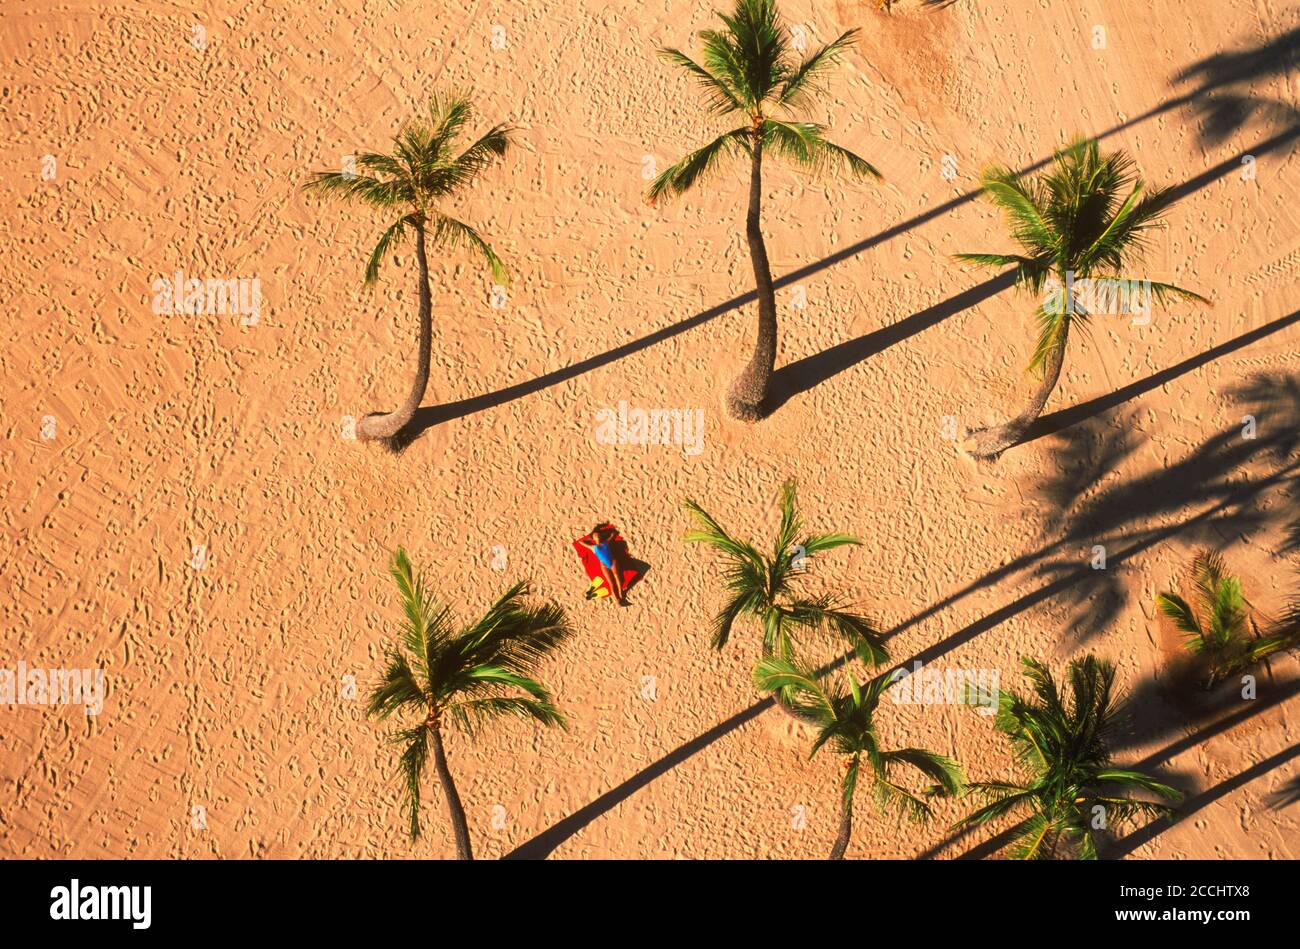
[764,270,1018,412]
[1105,741,1300,858]
[496,33,1300,856]
[1022,310,1300,445]
[1024,371,1300,645]
[506,372,1300,858]
[400,28,1300,446]
[1269,774,1300,809]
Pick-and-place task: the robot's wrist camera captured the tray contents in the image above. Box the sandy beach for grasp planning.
[2,0,1298,859]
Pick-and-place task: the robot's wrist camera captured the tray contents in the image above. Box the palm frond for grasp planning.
[648,127,751,203]
[682,498,765,568]
[762,119,882,180]
[1006,810,1056,860]
[364,214,415,285]
[753,655,834,721]
[1090,795,1178,827]
[715,0,788,105]
[395,726,428,840]
[811,139,883,180]
[659,47,745,114]
[1156,591,1206,649]
[785,597,889,665]
[882,748,965,798]
[1141,279,1212,307]
[1095,769,1181,802]
[979,166,1056,254]
[871,771,938,824]
[778,29,859,110]
[773,477,802,559]
[367,649,427,720]
[430,213,508,284]
[302,170,412,208]
[950,784,1035,830]
[447,123,512,185]
[449,695,566,734]
[1190,548,1230,603]
[797,532,861,557]
[388,546,449,680]
[710,587,763,650]
[425,93,475,159]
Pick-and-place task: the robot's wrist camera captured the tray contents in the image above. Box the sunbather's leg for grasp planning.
[599,563,626,605]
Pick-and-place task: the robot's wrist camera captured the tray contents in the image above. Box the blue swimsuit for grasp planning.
[593,542,614,569]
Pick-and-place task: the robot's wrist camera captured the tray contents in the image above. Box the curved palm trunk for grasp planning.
[726,131,777,421]
[966,327,1068,459]
[358,219,432,441]
[429,725,474,860]
[830,788,853,860]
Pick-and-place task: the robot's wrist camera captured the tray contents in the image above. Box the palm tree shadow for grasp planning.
[1032,410,1143,533]
[1175,27,1300,87]
[1020,310,1300,446]
[1020,371,1300,642]
[764,270,1017,413]
[1268,774,1300,809]
[397,299,738,445]
[1060,374,1300,543]
[1115,673,1300,756]
[492,31,1300,855]
[1104,741,1300,858]
[1173,26,1300,145]
[385,28,1299,447]
[1235,374,1300,557]
[503,375,1300,858]
[1016,415,1141,644]
[503,696,776,859]
[761,98,1300,419]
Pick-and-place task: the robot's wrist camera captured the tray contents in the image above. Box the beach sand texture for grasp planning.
[2,0,1299,858]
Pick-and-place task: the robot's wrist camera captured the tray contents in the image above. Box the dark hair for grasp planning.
[592,523,607,538]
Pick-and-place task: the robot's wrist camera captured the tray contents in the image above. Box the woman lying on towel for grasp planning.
[578,524,628,606]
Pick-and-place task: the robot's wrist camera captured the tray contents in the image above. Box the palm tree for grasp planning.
[304,95,511,442]
[366,548,572,858]
[1156,548,1255,688]
[954,655,1180,859]
[650,0,882,420]
[754,657,963,858]
[955,139,1208,457]
[684,479,888,679]
[1158,550,1300,687]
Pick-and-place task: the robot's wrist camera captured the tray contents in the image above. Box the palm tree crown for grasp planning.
[1156,549,1252,683]
[684,478,887,666]
[957,138,1207,373]
[648,0,880,203]
[955,655,1180,859]
[755,657,963,857]
[367,548,571,844]
[305,94,510,285]
[1158,549,1300,686]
